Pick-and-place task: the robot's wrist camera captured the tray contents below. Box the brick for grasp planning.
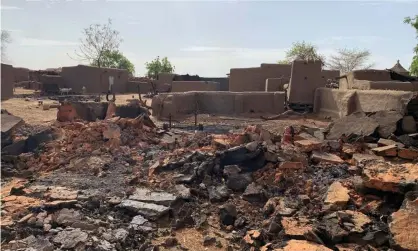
[371,145,397,157]
[398,148,418,160]
[279,162,304,170]
[294,139,322,152]
[294,132,317,141]
[352,153,384,164]
[281,217,313,237]
[324,181,350,210]
[275,240,332,251]
[311,151,344,164]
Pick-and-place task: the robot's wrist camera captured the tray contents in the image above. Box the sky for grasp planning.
[1,0,417,77]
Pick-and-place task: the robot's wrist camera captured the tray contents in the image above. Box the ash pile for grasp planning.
[1,109,417,251]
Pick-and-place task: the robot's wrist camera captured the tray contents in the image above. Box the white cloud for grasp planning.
[20,38,80,46]
[0,5,22,10]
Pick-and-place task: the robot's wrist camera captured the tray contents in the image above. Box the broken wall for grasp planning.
[61,65,130,93]
[265,78,289,92]
[229,64,291,92]
[314,88,416,118]
[152,91,285,118]
[1,63,14,100]
[13,67,29,83]
[339,70,393,90]
[171,81,220,92]
[40,75,67,88]
[288,60,323,105]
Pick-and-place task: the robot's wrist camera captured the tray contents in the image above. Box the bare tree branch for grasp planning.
[327,48,374,74]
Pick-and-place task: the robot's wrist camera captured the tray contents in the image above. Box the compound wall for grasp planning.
[265,78,289,92]
[229,64,291,92]
[171,81,220,92]
[13,67,30,83]
[40,75,67,88]
[1,63,14,100]
[201,77,229,91]
[151,91,285,119]
[126,81,154,94]
[61,65,130,93]
[314,87,416,118]
[339,70,392,90]
[288,60,323,105]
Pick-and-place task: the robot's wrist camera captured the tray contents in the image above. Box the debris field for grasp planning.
[1,104,418,251]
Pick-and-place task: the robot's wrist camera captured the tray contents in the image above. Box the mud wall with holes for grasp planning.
[171,81,220,92]
[288,60,324,105]
[265,78,289,92]
[151,91,285,118]
[1,63,14,100]
[61,65,130,94]
[314,87,416,118]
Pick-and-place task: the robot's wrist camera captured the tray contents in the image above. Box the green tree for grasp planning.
[145,56,175,79]
[72,19,122,68]
[278,41,325,64]
[91,50,135,75]
[327,48,374,74]
[404,15,418,76]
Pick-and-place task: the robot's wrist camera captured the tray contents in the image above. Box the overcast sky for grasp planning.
[1,0,417,76]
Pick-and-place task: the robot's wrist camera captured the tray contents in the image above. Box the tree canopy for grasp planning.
[145,56,175,79]
[278,41,325,64]
[91,50,135,75]
[327,48,374,74]
[72,19,122,68]
[1,30,11,62]
[404,15,418,76]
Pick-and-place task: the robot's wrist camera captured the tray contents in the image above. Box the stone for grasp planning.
[370,111,403,138]
[130,215,154,232]
[18,213,34,223]
[226,173,252,192]
[203,236,217,246]
[267,220,281,234]
[378,138,404,148]
[97,240,115,251]
[113,228,129,242]
[47,186,78,200]
[275,240,332,251]
[234,216,247,228]
[174,184,191,200]
[163,237,178,247]
[279,161,304,170]
[71,221,98,231]
[263,197,296,216]
[118,199,169,220]
[128,188,177,206]
[54,208,82,226]
[402,116,417,133]
[281,217,313,237]
[397,134,418,148]
[389,191,418,251]
[243,230,261,245]
[44,200,77,208]
[245,141,259,152]
[208,185,230,203]
[324,182,350,210]
[371,145,397,157]
[327,112,379,140]
[223,165,241,176]
[362,161,418,193]
[53,229,88,249]
[19,235,54,251]
[294,132,318,141]
[242,183,267,203]
[294,139,322,152]
[352,153,384,164]
[398,148,418,160]
[311,151,344,164]
[335,243,362,251]
[219,203,237,226]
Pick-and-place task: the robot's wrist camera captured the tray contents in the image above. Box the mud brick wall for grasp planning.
[61,65,130,94]
[352,81,415,91]
[339,70,392,90]
[39,75,66,88]
[13,67,30,83]
[265,78,289,92]
[229,64,291,92]
[201,77,229,91]
[171,81,220,92]
[288,60,323,105]
[1,63,14,100]
[126,81,153,94]
[314,88,416,118]
[151,91,285,118]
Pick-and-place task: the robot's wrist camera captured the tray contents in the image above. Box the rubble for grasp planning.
[324,181,350,210]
